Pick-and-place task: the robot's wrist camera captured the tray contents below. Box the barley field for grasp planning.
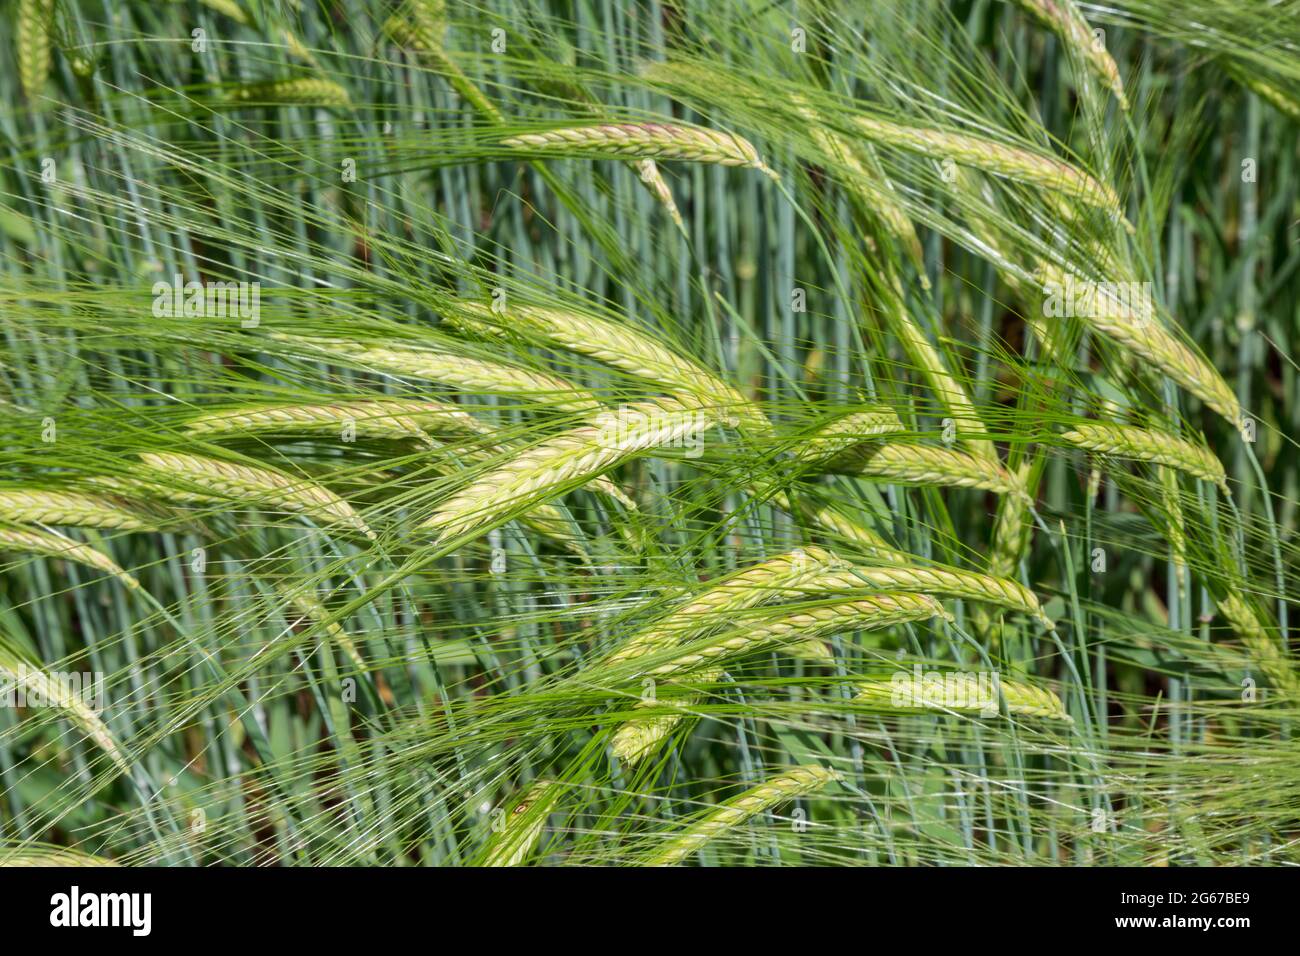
[0,0,1297,867]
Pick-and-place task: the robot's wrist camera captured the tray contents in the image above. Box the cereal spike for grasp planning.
[137,452,374,540]
[502,123,777,180]
[641,765,840,866]
[0,524,142,591]
[1060,422,1228,489]
[0,490,155,531]
[423,399,724,543]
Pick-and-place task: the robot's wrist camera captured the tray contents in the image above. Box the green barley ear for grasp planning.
[641,765,840,866]
[226,78,352,107]
[846,443,1023,496]
[601,546,850,667]
[1216,592,1299,698]
[0,524,141,592]
[137,452,375,540]
[422,399,727,544]
[502,123,778,180]
[634,593,949,682]
[856,675,1072,722]
[0,490,156,531]
[610,667,722,766]
[1009,0,1128,110]
[445,298,773,437]
[1060,422,1228,490]
[854,114,1121,217]
[17,0,55,101]
[480,778,562,867]
[0,644,130,776]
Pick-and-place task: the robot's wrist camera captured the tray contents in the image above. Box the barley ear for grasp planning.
[641,765,840,866]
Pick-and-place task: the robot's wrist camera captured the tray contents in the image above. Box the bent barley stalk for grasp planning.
[856,675,1072,721]
[847,443,1022,495]
[601,546,850,667]
[481,779,563,866]
[137,452,375,540]
[0,525,142,592]
[1010,0,1128,109]
[0,646,130,775]
[854,114,1120,214]
[446,299,773,437]
[1060,422,1228,489]
[184,401,448,447]
[1216,592,1299,697]
[270,333,602,413]
[423,399,725,542]
[502,123,778,180]
[641,765,841,866]
[632,593,949,682]
[0,490,155,531]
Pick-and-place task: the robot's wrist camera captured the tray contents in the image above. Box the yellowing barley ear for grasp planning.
[847,443,1022,496]
[0,490,156,531]
[446,299,773,437]
[641,765,840,866]
[481,779,562,867]
[856,674,1072,721]
[0,645,130,776]
[0,525,142,592]
[226,78,352,107]
[855,114,1120,216]
[17,0,54,101]
[1011,0,1127,110]
[601,546,850,667]
[422,399,725,544]
[269,332,602,413]
[1216,592,1299,698]
[0,843,119,867]
[1060,423,1228,490]
[137,452,375,540]
[502,123,778,180]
